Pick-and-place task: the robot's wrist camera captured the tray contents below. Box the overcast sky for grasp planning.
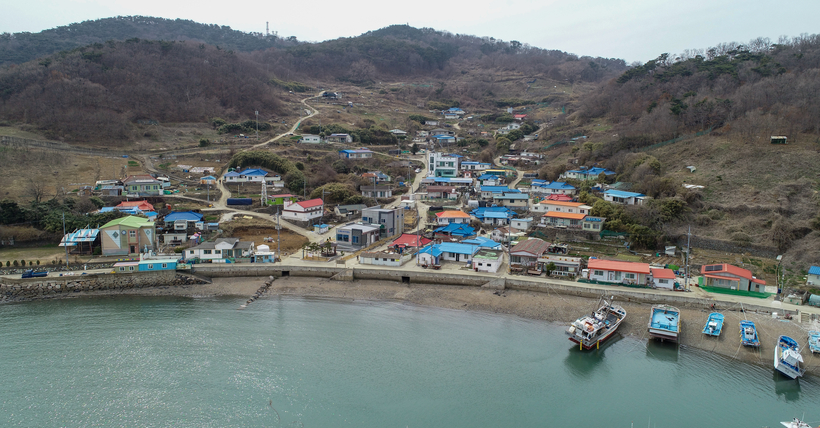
[3,0,819,63]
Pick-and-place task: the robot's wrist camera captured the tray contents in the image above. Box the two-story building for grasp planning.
[100,216,156,256]
[492,193,529,210]
[336,223,381,249]
[361,207,404,238]
[436,210,471,225]
[282,198,324,222]
[532,201,591,215]
[428,152,460,177]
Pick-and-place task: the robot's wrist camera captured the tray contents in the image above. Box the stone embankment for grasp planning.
[240,276,276,308]
[0,271,207,302]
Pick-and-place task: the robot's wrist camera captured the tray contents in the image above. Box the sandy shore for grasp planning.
[13,275,820,376]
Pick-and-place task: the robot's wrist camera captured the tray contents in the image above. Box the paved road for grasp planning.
[251,95,321,150]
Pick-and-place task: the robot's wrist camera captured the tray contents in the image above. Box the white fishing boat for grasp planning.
[780,417,814,428]
[774,335,805,379]
[566,296,626,350]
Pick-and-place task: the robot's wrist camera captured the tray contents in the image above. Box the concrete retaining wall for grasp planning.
[0,271,184,301]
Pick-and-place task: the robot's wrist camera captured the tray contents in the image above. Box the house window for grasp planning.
[204,250,212,255]
[625,273,636,279]
[129,230,136,238]
[352,236,359,244]
[658,279,668,284]
[129,266,135,271]
[594,270,604,276]
[189,250,194,254]
[147,264,153,269]
[162,263,168,268]
[215,250,221,254]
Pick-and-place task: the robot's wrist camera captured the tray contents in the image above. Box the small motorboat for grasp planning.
[781,417,814,428]
[740,320,759,347]
[809,331,820,354]
[702,312,724,337]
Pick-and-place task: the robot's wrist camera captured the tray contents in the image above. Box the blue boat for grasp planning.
[809,330,820,354]
[702,312,724,337]
[740,320,760,347]
[774,335,805,379]
[648,305,681,342]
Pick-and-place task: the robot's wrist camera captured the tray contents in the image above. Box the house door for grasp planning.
[130,245,137,254]
[455,253,460,262]
[608,272,614,281]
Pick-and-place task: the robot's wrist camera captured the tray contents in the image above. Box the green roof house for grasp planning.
[100,216,156,256]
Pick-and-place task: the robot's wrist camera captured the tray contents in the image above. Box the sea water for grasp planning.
[0,296,816,427]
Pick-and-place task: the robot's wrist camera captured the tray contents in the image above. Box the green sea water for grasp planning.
[0,296,817,427]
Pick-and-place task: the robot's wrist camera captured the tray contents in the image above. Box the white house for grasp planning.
[651,268,677,290]
[282,198,324,222]
[603,190,647,205]
[360,251,411,267]
[538,254,585,277]
[299,134,322,143]
[533,201,591,214]
[185,238,255,261]
[588,259,651,285]
[510,217,534,231]
[808,266,820,286]
[472,248,503,273]
[496,122,521,135]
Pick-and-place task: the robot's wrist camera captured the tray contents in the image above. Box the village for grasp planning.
[9,100,814,317]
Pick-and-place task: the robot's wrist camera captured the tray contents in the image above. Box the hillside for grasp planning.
[0,16,297,66]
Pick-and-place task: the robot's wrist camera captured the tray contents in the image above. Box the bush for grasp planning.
[199,138,210,147]
[13,260,18,267]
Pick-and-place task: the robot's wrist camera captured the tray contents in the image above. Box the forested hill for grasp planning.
[0,16,298,66]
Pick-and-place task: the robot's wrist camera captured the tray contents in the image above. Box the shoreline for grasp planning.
[5,275,820,376]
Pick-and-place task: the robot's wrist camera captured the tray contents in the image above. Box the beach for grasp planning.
[13,274,820,376]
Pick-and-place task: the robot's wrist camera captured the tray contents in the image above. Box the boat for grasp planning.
[809,330,820,354]
[740,320,760,347]
[647,305,680,342]
[774,335,805,379]
[781,417,814,428]
[566,296,627,350]
[702,312,724,337]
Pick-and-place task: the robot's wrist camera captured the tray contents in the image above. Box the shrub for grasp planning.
[199,138,210,147]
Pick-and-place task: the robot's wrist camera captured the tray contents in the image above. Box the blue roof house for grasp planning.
[603,189,647,205]
[418,242,479,265]
[433,223,476,239]
[562,167,617,181]
[537,181,577,196]
[808,266,820,286]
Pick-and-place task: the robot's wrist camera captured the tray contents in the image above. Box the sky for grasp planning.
[3,0,819,63]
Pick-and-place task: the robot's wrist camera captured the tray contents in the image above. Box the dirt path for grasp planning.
[251,95,320,150]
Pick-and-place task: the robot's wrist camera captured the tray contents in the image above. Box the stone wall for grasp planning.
[676,236,779,259]
[0,271,188,302]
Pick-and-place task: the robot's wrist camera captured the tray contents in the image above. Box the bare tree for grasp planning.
[27,178,46,203]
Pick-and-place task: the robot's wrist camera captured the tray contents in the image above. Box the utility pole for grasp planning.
[255,110,259,141]
[62,212,69,269]
[685,225,691,291]
[276,214,281,263]
[321,188,325,225]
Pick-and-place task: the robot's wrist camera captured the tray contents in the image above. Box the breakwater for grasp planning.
[0,271,204,302]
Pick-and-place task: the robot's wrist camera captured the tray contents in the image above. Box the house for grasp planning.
[59,228,100,255]
[100,216,156,256]
[360,251,409,267]
[477,174,504,186]
[562,167,617,181]
[426,185,458,199]
[362,207,404,238]
[161,232,188,245]
[163,211,204,234]
[471,207,515,225]
[138,259,178,272]
[200,175,217,185]
[808,266,820,286]
[334,204,367,218]
[582,216,606,232]
[360,185,393,199]
[313,224,330,234]
[533,201,591,214]
[699,263,766,293]
[390,233,432,251]
[116,200,155,212]
[327,133,353,143]
[461,236,503,250]
[299,134,322,143]
[430,128,454,136]
[122,175,162,196]
[433,223,476,239]
[479,186,516,199]
[484,169,508,177]
[545,193,573,202]
[362,171,391,183]
[238,168,269,183]
[587,259,651,286]
[419,242,479,265]
[496,122,521,135]
[282,198,324,222]
[335,223,381,249]
[541,212,587,229]
[536,181,577,196]
[436,210,471,225]
[472,248,503,273]
[513,114,527,121]
[428,152,460,177]
[460,161,492,171]
[185,238,255,262]
[425,120,439,126]
[100,185,124,197]
[537,254,585,277]
[510,217,534,231]
[651,268,678,290]
[492,193,529,209]
[492,226,526,244]
[338,149,373,159]
[509,238,551,267]
[223,171,242,183]
[603,190,647,205]
[389,129,408,139]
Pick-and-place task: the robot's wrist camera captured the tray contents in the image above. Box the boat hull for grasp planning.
[568,326,619,350]
[648,305,680,343]
[774,335,805,379]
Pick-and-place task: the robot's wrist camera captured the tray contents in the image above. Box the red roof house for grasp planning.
[700,263,767,293]
[390,233,432,249]
[116,200,154,212]
[587,259,651,286]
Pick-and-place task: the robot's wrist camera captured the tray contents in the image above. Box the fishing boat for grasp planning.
[809,331,820,354]
[566,296,627,350]
[647,305,680,342]
[781,417,814,428]
[702,312,724,337]
[774,335,805,379]
[740,320,760,347]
